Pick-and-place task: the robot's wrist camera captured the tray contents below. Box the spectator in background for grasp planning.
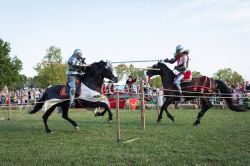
[124,85,129,92]
[126,75,137,93]
[101,83,106,95]
[245,81,250,92]
[157,86,164,108]
[106,81,114,97]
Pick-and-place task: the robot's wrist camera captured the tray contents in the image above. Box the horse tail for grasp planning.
[28,91,47,114]
[215,80,248,112]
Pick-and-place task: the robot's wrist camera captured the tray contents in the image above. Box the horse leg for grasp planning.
[28,94,46,114]
[42,106,56,133]
[157,105,165,123]
[94,103,113,123]
[193,99,212,126]
[61,107,79,130]
[157,98,174,123]
[165,107,175,122]
[164,99,175,122]
[106,107,113,123]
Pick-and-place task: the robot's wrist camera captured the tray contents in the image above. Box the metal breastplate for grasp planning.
[67,56,82,75]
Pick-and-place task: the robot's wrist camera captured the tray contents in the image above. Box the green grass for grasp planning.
[0,108,250,166]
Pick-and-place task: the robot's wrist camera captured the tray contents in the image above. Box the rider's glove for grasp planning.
[164,58,169,63]
[79,57,86,64]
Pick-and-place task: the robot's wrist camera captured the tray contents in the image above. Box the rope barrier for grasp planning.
[1,87,249,107]
[159,87,248,96]
[3,92,249,105]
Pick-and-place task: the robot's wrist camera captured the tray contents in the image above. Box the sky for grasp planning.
[1,0,250,81]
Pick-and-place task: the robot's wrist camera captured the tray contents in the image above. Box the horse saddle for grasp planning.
[180,75,213,93]
[59,80,81,98]
[175,70,192,83]
[182,70,192,82]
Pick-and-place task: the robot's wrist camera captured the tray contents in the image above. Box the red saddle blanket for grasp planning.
[59,80,81,98]
[175,70,192,82]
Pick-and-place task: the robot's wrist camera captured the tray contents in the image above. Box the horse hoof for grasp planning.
[75,126,80,130]
[156,120,161,124]
[95,112,101,117]
[46,130,53,134]
[193,123,200,127]
[108,118,113,123]
[170,117,175,122]
[28,110,34,114]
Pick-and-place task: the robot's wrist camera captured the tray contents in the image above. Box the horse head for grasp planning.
[146,61,175,84]
[146,61,169,77]
[83,60,118,83]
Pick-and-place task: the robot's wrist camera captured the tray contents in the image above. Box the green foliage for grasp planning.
[127,64,146,81]
[192,70,202,78]
[213,68,244,85]
[0,109,250,165]
[8,75,27,89]
[114,64,145,81]
[0,38,23,89]
[114,64,128,81]
[149,76,162,88]
[34,46,66,88]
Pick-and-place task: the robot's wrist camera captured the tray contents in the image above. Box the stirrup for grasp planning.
[179,97,185,103]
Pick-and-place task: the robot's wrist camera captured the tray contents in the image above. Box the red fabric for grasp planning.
[176,52,189,68]
[126,78,137,85]
[101,85,106,94]
[183,70,192,80]
[130,98,138,111]
[106,83,114,93]
[175,70,192,81]
[59,86,67,98]
[108,98,126,108]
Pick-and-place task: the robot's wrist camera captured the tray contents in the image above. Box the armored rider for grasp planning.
[164,45,190,103]
[67,49,87,107]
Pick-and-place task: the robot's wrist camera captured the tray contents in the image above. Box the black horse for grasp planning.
[146,61,247,126]
[29,60,118,133]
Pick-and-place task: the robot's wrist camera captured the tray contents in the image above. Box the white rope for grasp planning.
[123,137,139,143]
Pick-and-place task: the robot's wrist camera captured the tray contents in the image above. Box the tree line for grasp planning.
[0,38,245,90]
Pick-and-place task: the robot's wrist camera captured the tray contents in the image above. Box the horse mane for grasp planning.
[91,60,105,66]
[158,62,175,78]
[85,60,105,72]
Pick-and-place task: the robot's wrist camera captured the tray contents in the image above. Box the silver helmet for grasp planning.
[176,45,184,53]
[73,49,82,57]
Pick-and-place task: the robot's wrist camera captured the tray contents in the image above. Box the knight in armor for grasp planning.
[164,45,190,103]
[67,49,87,107]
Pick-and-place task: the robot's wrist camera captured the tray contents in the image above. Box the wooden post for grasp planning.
[140,81,145,130]
[7,94,10,120]
[115,92,121,143]
[156,91,160,115]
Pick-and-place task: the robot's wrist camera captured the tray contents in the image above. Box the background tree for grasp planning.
[9,75,27,89]
[114,64,128,82]
[127,64,146,81]
[114,64,146,82]
[149,76,162,88]
[34,46,66,88]
[213,68,244,85]
[0,38,23,89]
[192,70,202,78]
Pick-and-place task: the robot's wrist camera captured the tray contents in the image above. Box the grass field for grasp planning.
[0,108,250,166]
